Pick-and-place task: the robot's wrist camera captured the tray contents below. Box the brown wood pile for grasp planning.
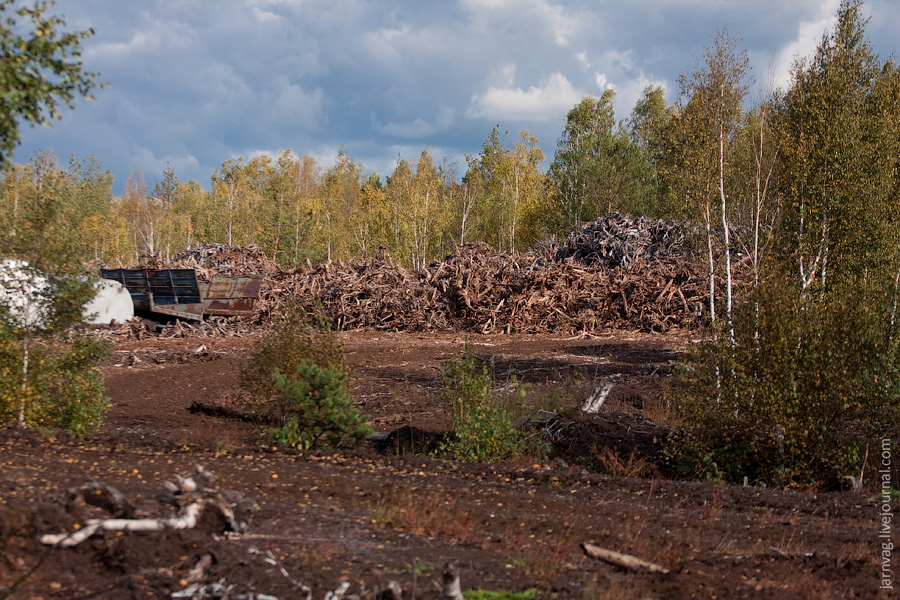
[281,256,444,330]
[114,216,716,336]
[284,234,707,335]
[144,244,283,281]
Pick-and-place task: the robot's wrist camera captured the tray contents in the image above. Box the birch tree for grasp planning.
[667,29,749,336]
[779,0,889,297]
[317,150,363,262]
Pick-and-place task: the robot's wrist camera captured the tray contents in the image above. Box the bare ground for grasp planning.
[0,330,889,599]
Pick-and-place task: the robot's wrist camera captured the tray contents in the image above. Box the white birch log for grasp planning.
[581,543,670,574]
[581,382,614,414]
[41,498,237,547]
[441,563,464,600]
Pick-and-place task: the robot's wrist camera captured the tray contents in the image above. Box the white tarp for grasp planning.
[84,279,134,325]
[0,259,133,327]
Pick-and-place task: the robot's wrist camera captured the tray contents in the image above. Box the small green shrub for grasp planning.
[267,360,371,450]
[241,303,370,449]
[440,343,522,461]
[240,303,345,426]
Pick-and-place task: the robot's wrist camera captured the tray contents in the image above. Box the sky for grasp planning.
[11,0,900,194]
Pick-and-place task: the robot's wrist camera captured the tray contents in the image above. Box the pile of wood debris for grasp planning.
[111,215,713,337]
[555,212,685,268]
[144,244,284,281]
[285,240,703,334]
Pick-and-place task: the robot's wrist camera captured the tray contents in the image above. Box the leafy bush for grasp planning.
[241,303,369,449]
[267,360,371,450]
[0,324,109,434]
[666,275,900,489]
[240,304,345,426]
[0,264,110,434]
[440,343,523,461]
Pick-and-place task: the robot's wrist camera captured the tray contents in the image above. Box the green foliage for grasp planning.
[666,275,900,488]
[550,91,657,231]
[0,153,111,435]
[240,302,370,451]
[0,0,105,165]
[440,343,523,462]
[0,322,110,434]
[383,149,447,270]
[0,272,110,434]
[267,360,371,450]
[240,304,346,426]
[463,589,538,600]
[777,0,897,295]
[465,127,548,253]
[663,2,900,491]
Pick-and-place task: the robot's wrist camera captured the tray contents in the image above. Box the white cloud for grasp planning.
[614,73,670,121]
[770,0,840,90]
[459,0,580,47]
[598,49,635,71]
[86,30,159,62]
[459,0,512,9]
[361,25,412,63]
[251,6,280,22]
[466,72,585,121]
[576,52,590,69]
[533,0,578,46]
[500,64,517,86]
[270,77,326,129]
[128,146,201,181]
[15,0,900,194]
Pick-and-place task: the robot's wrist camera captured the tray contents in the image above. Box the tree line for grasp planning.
[0,5,892,290]
[2,5,892,289]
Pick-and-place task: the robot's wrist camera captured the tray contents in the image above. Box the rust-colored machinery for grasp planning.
[100,268,262,320]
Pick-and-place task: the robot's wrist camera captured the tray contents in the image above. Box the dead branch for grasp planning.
[581,542,670,574]
[581,382,614,414]
[40,466,251,548]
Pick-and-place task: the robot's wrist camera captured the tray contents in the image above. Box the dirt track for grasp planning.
[0,331,887,599]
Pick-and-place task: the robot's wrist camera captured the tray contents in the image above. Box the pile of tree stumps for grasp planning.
[555,212,685,268]
[283,217,707,334]
[106,214,720,337]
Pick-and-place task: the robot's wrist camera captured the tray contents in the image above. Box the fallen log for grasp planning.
[581,542,670,574]
[42,496,243,547]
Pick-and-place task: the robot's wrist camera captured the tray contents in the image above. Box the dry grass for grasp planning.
[594,447,656,479]
[701,490,722,521]
[520,521,579,588]
[638,392,679,427]
[370,490,473,540]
